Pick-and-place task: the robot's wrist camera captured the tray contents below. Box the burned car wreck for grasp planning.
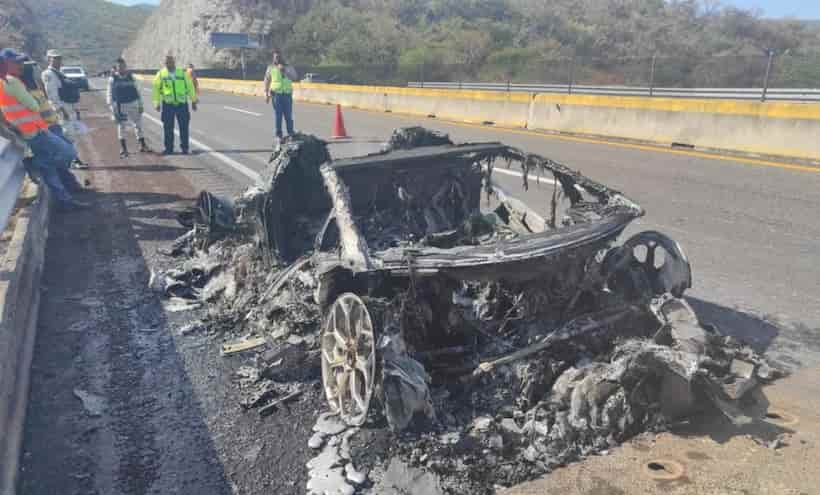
[155,128,780,494]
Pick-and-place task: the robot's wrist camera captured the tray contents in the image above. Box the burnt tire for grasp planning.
[603,231,692,300]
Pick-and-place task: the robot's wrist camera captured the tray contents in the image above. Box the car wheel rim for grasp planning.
[321,293,377,426]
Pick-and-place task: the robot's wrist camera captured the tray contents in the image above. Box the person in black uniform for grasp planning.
[108,58,149,158]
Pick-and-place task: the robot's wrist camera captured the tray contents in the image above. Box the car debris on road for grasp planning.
[153,127,784,494]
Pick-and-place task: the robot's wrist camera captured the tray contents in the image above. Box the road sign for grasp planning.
[209,32,251,49]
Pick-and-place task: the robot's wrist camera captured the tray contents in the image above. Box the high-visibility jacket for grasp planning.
[30,88,60,126]
[0,78,48,140]
[267,65,293,94]
[152,67,197,106]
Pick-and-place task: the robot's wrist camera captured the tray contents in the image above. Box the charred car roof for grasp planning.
[329,143,508,172]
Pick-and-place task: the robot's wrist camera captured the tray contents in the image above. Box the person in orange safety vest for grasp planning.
[0,48,87,210]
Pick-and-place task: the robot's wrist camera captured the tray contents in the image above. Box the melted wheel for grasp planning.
[603,231,692,300]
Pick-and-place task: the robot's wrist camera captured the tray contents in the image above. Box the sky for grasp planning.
[728,0,820,19]
[107,0,160,5]
[105,0,820,19]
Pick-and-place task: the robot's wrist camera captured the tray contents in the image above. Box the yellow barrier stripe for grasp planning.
[531,93,820,121]
[192,77,820,120]
[160,76,820,121]
[196,78,532,103]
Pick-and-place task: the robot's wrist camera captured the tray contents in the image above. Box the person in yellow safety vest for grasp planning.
[152,54,197,155]
[263,50,297,146]
[0,48,87,211]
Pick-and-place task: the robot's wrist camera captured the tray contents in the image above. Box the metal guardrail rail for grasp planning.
[408,82,820,102]
[0,136,26,236]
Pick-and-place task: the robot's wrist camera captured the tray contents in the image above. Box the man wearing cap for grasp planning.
[263,50,298,148]
[41,48,89,169]
[152,54,197,155]
[0,48,87,211]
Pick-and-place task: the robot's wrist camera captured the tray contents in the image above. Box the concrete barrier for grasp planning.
[0,180,50,495]
[139,74,820,162]
[295,83,532,128]
[527,93,820,161]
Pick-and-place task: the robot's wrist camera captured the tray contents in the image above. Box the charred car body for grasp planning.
[159,128,780,493]
[248,129,693,428]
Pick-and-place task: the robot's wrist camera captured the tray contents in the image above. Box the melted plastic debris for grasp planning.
[306,415,359,495]
[372,458,445,495]
[381,334,436,432]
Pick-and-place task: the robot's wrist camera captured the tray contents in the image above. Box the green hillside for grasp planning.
[24,0,154,71]
[226,0,820,88]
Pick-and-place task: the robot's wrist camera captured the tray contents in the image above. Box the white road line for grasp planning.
[490,165,557,185]
[142,113,262,183]
[224,106,262,117]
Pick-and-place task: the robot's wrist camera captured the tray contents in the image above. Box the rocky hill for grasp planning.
[0,0,46,58]
[0,0,153,71]
[123,0,250,69]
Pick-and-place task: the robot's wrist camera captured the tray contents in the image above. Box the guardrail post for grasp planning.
[761,50,774,102]
[506,80,511,92]
[568,56,575,95]
[419,64,425,89]
[238,48,247,80]
[649,54,657,97]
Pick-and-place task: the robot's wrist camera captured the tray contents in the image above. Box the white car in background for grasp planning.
[61,66,90,91]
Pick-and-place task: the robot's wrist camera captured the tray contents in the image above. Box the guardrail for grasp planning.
[0,136,26,236]
[408,82,820,102]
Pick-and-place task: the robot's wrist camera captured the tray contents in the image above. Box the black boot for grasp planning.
[138,137,151,153]
[119,139,129,158]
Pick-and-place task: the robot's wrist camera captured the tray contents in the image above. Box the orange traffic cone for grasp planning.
[332,104,349,139]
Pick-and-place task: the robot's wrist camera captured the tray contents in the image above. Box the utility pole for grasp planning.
[761,49,774,102]
[240,48,246,80]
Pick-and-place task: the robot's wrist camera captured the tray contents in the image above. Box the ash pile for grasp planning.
[152,128,783,494]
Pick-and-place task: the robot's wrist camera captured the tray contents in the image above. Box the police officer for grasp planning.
[108,57,149,157]
[263,51,298,147]
[152,54,197,155]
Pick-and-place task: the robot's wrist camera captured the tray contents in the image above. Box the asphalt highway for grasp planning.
[133,80,820,369]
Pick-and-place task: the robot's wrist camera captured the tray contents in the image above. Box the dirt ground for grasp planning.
[502,365,820,495]
[16,92,323,495]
